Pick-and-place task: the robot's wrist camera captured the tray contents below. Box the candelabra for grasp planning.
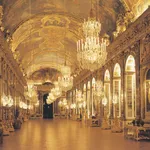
[101,96,110,130]
[111,94,122,133]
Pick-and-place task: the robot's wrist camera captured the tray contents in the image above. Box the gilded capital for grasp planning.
[0,5,3,24]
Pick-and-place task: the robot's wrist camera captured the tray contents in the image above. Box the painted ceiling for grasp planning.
[1,0,149,88]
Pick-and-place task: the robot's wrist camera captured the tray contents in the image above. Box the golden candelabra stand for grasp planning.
[111,95,122,133]
[101,96,110,129]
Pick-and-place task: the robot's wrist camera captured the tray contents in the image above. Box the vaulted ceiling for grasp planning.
[1,0,149,88]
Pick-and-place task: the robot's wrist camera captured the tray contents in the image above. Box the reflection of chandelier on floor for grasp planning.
[77,4,107,71]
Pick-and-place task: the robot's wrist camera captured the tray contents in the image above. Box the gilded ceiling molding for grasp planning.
[21,49,77,65]
[11,13,81,51]
[25,62,65,78]
[11,12,82,34]
[3,0,27,15]
[22,54,78,76]
[113,10,135,39]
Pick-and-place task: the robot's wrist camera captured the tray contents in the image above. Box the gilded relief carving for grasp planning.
[107,8,150,61]
[141,34,150,64]
[41,15,70,28]
[0,5,4,31]
[113,10,134,39]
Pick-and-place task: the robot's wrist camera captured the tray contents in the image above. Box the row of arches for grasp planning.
[102,55,136,119]
[67,54,150,120]
[71,55,136,119]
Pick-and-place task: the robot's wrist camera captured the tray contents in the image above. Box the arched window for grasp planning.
[83,83,86,92]
[113,63,121,117]
[104,69,110,81]
[104,69,111,117]
[92,77,96,88]
[113,63,121,77]
[125,55,136,119]
[146,69,150,112]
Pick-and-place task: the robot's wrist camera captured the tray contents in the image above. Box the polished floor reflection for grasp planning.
[0,119,150,150]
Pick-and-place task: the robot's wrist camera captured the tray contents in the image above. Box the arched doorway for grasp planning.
[113,63,121,118]
[125,55,136,119]
[43,93,53,119]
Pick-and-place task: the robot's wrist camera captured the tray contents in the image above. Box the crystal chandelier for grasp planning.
[51,81,62,98]
[2,93,8,106]
[25,83,37,99]
[61,65,71,76]
[58,100,63,107]
[93,79,105,97]
[102,96,107,106]
[46,92,56,104]
[2,93,13,107]
[35,101,39,106]
[77,38,107,71]
[83,14,101,37]
[57,51,73,92]
[77,5,107,71]
[51,87,62,98]
[28,105,33,110]
[46,99,53,105]
[8,95,14,107]
[62,98,67,106]
[58,74,73,92]
[19,101,27,109]
[58,98,68,108]
[70,103,76,109]
[76,89,85,102]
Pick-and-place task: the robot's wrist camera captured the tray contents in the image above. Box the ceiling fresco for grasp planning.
[0,0,149,89]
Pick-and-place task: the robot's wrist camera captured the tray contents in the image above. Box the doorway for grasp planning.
[43,93,53,119]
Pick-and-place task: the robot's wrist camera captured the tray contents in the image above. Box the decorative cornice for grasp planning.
[0,31,26,86]
[107,7,150,62]
[70,8,150,88]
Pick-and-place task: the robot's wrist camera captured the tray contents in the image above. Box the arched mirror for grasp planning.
[104,69,111,117]
[113,63,121,117]
[125,55,136,119]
